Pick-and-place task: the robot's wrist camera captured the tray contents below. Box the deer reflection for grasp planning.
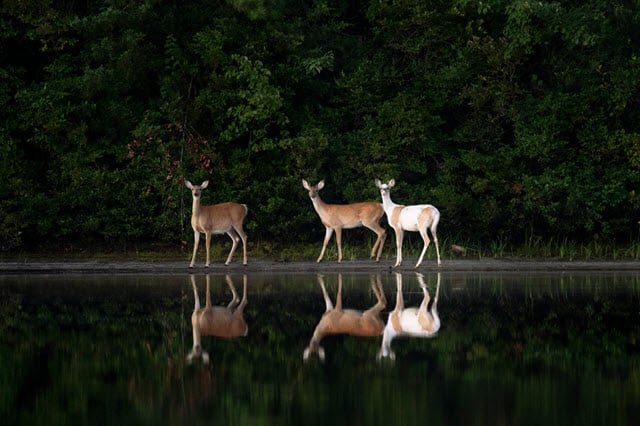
[377,272,441,361]
[304,274,386,361]
[186,274,248,364]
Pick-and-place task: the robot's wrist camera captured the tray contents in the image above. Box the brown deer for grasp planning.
[375,179,441,268]
[377,272,441,361]
[304,274,387,361]
[184,180,248,267]
[186,274,248,364]
[302,179,386,263]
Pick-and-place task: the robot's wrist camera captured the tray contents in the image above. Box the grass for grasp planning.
[2,235,640,262]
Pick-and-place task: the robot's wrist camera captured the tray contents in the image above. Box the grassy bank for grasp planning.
[2,235,640,262]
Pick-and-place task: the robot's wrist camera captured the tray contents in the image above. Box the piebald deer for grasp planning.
[302,179,386,263]
[377,272,441,361]
[184,180,248,267]
[375,179,441,268]
[304,274,387,361]
[186,274,248,364]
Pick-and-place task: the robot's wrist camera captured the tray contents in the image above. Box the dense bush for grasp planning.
[1,0,639,252]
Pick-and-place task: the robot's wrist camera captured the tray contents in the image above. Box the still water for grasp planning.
[1,270,639,425]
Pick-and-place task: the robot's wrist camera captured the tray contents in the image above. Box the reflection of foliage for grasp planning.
[0,273,639,424]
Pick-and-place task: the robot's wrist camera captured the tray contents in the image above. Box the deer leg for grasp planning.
[186,300,203,364]
[317,275,334,311]
[432,229,442,267]
[376,228,387,262]
[369,228,379,259]
[237,275,248,313]
[225,275,240,309]
[317,227,333,263]
[232,224,248,265]
[225,229,240,265]
[426,212,442,267]
[204,232,212,267]
[190,231,200,268]
[335,227,343,263]
[431,272,441,318]
[394,228,404,267]
[417,275,431,313]
[415,228,431,268]
[185,275,207,363]
[366,224,386,262]
[416,273,439,331]
[393,273,404,312]
[205,275,212,308]
[230,276,249,337]
[190,275,201,310]
[335,274,343,311]
[378,273,404,361]
[368,275,387,313]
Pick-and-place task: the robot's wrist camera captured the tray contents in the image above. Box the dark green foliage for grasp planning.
[2,0,640,252]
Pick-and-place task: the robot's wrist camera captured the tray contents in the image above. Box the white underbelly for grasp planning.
[398,309,438,336]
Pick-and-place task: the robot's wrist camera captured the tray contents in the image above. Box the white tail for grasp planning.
[185,180,248,267]
[377,272,441,361]
[302,179,386,263]
[186,274,248,364]
[375,179,441,268]
[304,274,386,361]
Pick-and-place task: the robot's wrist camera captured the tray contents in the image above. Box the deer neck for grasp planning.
[191,196,202,217]
[309,194,327,215]
[378,325,395,357]
[311,319,332,344]
[380,192,398,217]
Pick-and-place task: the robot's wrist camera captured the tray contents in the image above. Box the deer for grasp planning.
[304,274,387,361]
[184,180,248,267]
[375,179,441,268]
[377,272,441,361]
[186,274,248,364]
[302,179,386,263]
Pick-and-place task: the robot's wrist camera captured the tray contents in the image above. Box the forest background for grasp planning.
[2,0,640,259]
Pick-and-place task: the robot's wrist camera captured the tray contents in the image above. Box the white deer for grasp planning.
[375,179,441,268]
[186,274,248,364]
[184,180,248,267]
[304,274,387,361]
[377,272,441,361]
[302,179,386,263]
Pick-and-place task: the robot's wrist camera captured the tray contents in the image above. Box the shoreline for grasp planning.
[1,258,639,274]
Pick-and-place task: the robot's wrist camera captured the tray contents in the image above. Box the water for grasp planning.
[1,271,639,425]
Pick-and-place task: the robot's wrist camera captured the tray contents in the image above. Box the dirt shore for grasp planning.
[1,258,638,274]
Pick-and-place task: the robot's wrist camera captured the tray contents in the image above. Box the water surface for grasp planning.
[1,271,639,425]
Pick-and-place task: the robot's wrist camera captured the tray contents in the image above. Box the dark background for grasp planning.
[2,0,639,254]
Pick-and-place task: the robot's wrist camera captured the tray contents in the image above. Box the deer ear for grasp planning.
[184,180,193,189]
[302,179,310,190]
[388,179,395,187]
[201,180,209,189]
[375,179,382,188]
[317,180,325,190]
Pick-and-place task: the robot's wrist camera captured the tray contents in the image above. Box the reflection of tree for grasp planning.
[434,274,640,382]
[0,273,639,424]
